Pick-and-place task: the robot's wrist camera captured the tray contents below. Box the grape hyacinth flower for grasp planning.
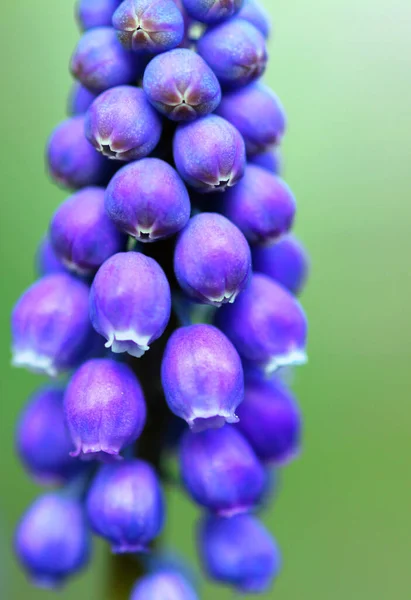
[90,252,171,357]
[112,0,185,54]
[198,514,281,593]
[222,164,296,244]
[217,273,308,373]
[174,212,251,306]
[237,0,271,38]
[85,86,162,160]
[216,82,286,155]
[130,570,198,600]
[15,494,90,588]
[237,374,302,465]
[76,0,122,30]
[86,460,165,552]
[12,2,310,595]
[161,324,244,431]
[35,236,66,276]
[143,49,221,121]
[105,158,190,241]
[197,19,267,89]
[253,235,310,295]
[47,116,110,189]
[16,385,84,485]
[68,82,98,115]
[71,27,142,92]
[180,426,266,515]
[49,187,127,275]
[64,358,146,459]
[182,0,242,24]
[11,274,93,376]
[173,115,246,192]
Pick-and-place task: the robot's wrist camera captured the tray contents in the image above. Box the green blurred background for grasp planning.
[1,0,410,598]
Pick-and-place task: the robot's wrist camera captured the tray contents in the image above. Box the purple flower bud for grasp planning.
[49,187,127,275]
[198,514,281,593]
[47,116,111,190]
[36,236,66,276]
[197,19,267,89]
[11,274,94,376]
[76,0,122,30]
[174,213,251,306]
[173,115,246,192]
[143,49,221,121]
[253,235,309,295]
[237,375,302,465]
[222,165,295,245]
[113,0,184,54]
[216,83,286,155]
[90,252,171,357]
[15,494,90,588]
[161,324,244,431]
[238,0,271,38]
[71,27,142,93]
[16,385,84,485]
[131,570,198,600]
[86,460,164,552]
[85,86,162,160]
[68,82,98,115]
[180,425,265,516]
[182,0,243,24]
[64,358,146,459]
[216,274,307,373]
[105,158,190,241]
[249,148,281,173]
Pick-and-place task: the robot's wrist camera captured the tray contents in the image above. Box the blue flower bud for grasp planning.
[249,148,281,173]
[49,187,127,275]
[143,49,221,122]
[71,27,142,93]
[182,0,243,24]
[222,165,295,245]
[36,236,66,276]
[197,19,267,89]
[161,324,244,431]
[237,374,302,465]
[16,385,85,485]
[68,82,98,115]
[253,235,309,295]
[173,115,246,192]
[85,86,162,161]
[90,252,171,357]
[11,274,94,376]
[64,358,146,459]
[216,83,286,155]
[130,570,198,600]
[113,0,184,54]
[105,158,190,241]
[15,494,91,588]
[180,425,265,516]
[238,0,271,38]
[76,0,121,30]
[86,460,164,552]
[174,213,251,306]
[216,274,307,373]
[47,116,111,190]
[198,514,281,593]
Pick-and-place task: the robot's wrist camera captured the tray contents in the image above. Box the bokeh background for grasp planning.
[1,0,410,598]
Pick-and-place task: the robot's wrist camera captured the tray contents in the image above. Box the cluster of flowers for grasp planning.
[11,0,309,597]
